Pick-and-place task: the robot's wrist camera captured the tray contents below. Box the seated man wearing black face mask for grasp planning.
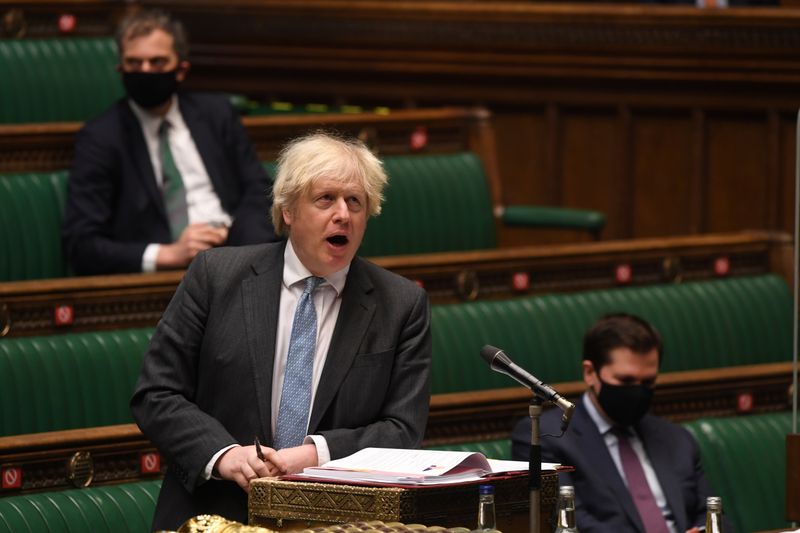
[512,313,726,533]
[63,8,278,276]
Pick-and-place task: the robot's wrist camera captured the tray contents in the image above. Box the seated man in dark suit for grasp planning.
[131,132,432,530]
[512,313,728,533]
[63,8,277,275]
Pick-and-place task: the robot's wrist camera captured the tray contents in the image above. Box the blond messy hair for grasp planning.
[271,133,387,236]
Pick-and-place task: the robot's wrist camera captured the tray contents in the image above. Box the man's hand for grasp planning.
[275,443,319,474]
[215,444,288,492]
[685,527,701,533]
[156,223,229,269]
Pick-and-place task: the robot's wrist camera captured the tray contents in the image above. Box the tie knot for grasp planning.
[303,276,324,294]
[611,426,632,441]
[158,120,170,137]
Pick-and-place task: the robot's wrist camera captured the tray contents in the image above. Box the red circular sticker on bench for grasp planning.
[2,467,22,490]
[140,452,161,474]
[58,14,77,34]
[615,264,632,284]
[713,256,730,277]
[410,127,428,151]
[512,272,530,291]
[54,304,74,326]
[736,392,753,413]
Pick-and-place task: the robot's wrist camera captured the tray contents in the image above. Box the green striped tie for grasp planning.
[158,120,188,240]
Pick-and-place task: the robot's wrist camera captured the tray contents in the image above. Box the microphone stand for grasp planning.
[527,396,543,533]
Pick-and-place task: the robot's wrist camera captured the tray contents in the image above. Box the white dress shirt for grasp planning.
[129,96,232,272]
[203,240,347,480]
[583,392,679,533]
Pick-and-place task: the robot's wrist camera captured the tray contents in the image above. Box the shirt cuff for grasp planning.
[142,244,160,273]
[203,444,240,481]
[305,435,330,466]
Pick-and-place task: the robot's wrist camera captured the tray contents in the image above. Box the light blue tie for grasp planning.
[274,276,324,450]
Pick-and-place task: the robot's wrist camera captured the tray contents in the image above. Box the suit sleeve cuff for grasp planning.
[142,244,160,273]
[203,444,240,481]
[305,435,330,466]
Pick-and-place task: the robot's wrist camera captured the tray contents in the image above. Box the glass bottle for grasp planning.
[554,485,578,533]
[477,484,496,531]
[706,496,723,533]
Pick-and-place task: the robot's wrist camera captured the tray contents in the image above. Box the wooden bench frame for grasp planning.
[0,361,792,495]
[0,230,791,337]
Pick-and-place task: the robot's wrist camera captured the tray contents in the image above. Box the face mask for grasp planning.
[122,70,180,109]
[595,377,653,427]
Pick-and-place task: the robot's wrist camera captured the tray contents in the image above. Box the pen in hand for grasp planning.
[255,436,266,462]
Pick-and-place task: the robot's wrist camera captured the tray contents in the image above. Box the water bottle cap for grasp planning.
[479,484,494,495]
[559,485,575,497]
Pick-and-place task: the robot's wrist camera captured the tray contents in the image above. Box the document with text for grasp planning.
[294,447,559,486]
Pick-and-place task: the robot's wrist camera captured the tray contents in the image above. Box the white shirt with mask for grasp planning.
[129,95,233,272]
[583,392,679,533]
[203,239,346,479]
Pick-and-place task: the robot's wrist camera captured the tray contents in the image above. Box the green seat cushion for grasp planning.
[426,439,513,461]
[0,479,161,533]
[0,328,154,436]
[683,412,792,533]
[0,171,69,281]
[0,38,122,124]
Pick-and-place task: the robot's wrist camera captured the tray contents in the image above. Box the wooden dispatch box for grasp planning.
[248,472,559,533]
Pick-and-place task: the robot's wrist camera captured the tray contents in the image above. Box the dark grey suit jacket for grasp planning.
[63,92,277,275]
[130,241,432,530]
[512,398,723,533]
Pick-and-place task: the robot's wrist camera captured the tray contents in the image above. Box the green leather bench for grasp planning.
[684,411,793,533]
[0,275,788,436]
[0,328,152,436]
[2,153,604,280]
[431,274,791,394]
[0,171,69,281]
[0,38,122,124]
[0,479,160,533]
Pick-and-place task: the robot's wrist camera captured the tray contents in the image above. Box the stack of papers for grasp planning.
[293,447,559,486]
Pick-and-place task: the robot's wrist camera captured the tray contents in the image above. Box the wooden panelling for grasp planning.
[707,114,770,233]
[632,113,694,237]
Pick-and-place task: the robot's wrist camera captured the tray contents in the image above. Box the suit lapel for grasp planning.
[308,258,375,432]
[640,417,687,532]
[179,96,229,208]
[120,101,166,222]
[241,244,285,444]
[574,400,646,532]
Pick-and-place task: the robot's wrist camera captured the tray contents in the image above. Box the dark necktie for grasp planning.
[613,428,671,533]
[158,120,188,240]
[274,276,324,450]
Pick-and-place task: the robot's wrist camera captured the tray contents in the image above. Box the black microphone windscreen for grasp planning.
[480,345,501,365]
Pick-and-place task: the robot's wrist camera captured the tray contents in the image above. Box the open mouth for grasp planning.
[327,235,349,247]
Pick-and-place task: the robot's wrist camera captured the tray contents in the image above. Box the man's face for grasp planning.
[119,28,187,80]
[283,178,368,277]
[583,346,659,402]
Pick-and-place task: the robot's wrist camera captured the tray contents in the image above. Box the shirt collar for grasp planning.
[583,390,614,436]
[283,239,348,296]
[128,94,182,135]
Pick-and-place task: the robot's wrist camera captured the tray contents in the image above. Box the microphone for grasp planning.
[480,345,575,431]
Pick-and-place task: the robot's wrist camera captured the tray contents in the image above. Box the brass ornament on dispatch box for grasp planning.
[66,451,94,488]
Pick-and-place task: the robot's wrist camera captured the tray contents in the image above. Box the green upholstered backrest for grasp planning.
[0,479,161,533]
[683,412,792,533]
[264,152,496,257]
[426,439,513,461]
[430,275,791,394]
[0,171,69,281]
[361,153,496,256]
[0,328,153,436]
[0,38,122,123]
